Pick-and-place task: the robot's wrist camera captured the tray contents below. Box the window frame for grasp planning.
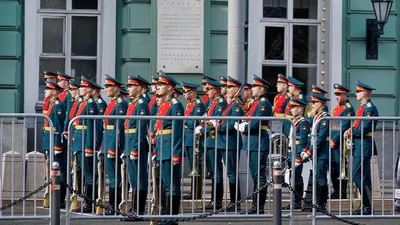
[24,0,116,113]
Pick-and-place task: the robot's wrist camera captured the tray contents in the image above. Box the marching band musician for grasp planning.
[273,74,290,135]
[153,73,184,218]
[237,74,272,214]
[195,78,227,210]
[345,81,379,215]
[42,79,67,208]
[99,75,128,215]
[330,83,355,199]
[214,76,244,211]
[71,76,99,212]
[181,82,205,200]
[282,98,310,210]
[124,75,151,215]
[301,92,330,210]
[91,81,107,151]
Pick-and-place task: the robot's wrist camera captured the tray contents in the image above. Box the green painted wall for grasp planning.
[0,0,23,113]
[343,0,399,116]
[116,0,228,86]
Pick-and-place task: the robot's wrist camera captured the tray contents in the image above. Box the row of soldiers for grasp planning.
[41,70,378,217]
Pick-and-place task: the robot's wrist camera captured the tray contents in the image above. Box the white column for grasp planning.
[227,0,246,82]
[328,0,343,109]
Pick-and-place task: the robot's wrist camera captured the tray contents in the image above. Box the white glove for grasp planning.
[85,152,93,157]
[151,154,157,161]
[97,151,103,159]
[300,152,309,161]
[173,161,179,166]
[295,161,302,167]
[234,122,239,131]
[238,122,248,132]
[195,126,202,134]
[120,153,125,160]
[107,153,115,159]
[210,120,217,127]
[54,150,62,155]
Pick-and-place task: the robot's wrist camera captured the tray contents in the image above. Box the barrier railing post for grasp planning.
[273,160,282,225]
[51,161,61,225]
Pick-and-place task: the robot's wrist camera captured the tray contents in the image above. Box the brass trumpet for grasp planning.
[338,135,352,180]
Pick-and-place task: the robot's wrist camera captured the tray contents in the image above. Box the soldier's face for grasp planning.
[243,89,250,100]
[79,86,88,96]
[58,79,68,89]
[69,89,78,98]
[156,83,170,96]
[105,85,116,97]
[221,86,228,95]
[290,105,303,117]
[356,90,365,101]
[288,85,294,94]
[127,85,139,97]
[207,88,216,98]
[311,101,322,112]
[277,83,287,93]
[183,90,192,100]
[227,86,238,99]
[151,84,157,93]
[335,93,348,104]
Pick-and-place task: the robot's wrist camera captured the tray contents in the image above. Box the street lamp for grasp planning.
[366,0,393,60]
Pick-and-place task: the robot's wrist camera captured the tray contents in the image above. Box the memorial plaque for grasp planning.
[157,0,204,73]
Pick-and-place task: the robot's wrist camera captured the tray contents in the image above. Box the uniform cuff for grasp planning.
[295,157,302,163]
[85,148,93,154]
[54,146,63,151]
[130,150,138,157]
[303,148,312,157]
[107,149,116,157]
[172,156,182,163]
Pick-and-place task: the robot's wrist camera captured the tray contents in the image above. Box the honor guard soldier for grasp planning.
[201,75,217,107]
[284,77,305,135]
[345,81,379,215]
[311,85,329,113]
[149,75,159,148]
[42,79,67,207]
[140,75,152,103]
[63,80,80,137]
[330,84,355,199]
[220,76,228,99]
[273,74,290,135]
[243,83,254,112]
[57,72,73,107]
[214,76,244,211]
[153,73,184,217]
[71,76,99,212]
[301,92,330,210]
[195,78,227,210]
[282,98,310,210]
[237,74,272,214]
[99,75,128,214]
[43,71,58,114]
[181,82,205,200]
[124,75,150,215]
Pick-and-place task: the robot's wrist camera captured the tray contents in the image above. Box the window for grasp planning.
[38,0,100,100]
[251,0,322,103]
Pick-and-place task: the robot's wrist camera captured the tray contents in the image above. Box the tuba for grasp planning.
[338,135,352,180]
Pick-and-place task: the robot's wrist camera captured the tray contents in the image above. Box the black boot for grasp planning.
[60,185,67,209]
[341,180,348,199]
[82,184,94,213]
[205,181,215,210]
[216,183,223,208]
[128,189,136,213]
[330,177,340,199]
[105,187,117,215]
[226,183,241,212]
[138,190,147,215]
[245,184,266,214]
[294,184,304,209]
[317,186,328,211]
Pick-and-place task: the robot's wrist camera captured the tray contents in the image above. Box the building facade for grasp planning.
[0,0,398,115]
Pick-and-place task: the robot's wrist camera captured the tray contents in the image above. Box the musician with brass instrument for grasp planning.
[42,79,67,208]
[273,74,290,136]
[282,98,310,210]
[236,75,272,214]
[195,79,227,210]
[181,82,205,200]
[123,75,151,215]
[329,84,355,199]
[214,76,244,212]
[345,81,379,215]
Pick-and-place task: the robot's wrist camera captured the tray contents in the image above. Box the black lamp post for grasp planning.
[366,0,393,60]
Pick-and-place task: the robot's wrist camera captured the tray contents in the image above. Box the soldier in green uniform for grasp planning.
[220,76,228,100]
[154,73,184,218]
[91,81,107,152]
[282,98,310,210]
[237,74,272,214]
[215,76,244,212]
[284,77,305,135]
[42,79,67,208]
[195,79,227,210]
[345,81,379,215]
[181,82,205,200]
[99,75,128,214]
[71,76,98,212]
[301,92,330,210]
[329,83,355,199]
[57,72,73,110]
[63,80,80,137]
[123,75,150,215]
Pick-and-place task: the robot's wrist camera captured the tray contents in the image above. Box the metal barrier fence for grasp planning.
[311,116,400,225]
[0,113,54,221]
[65,115,296,224]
